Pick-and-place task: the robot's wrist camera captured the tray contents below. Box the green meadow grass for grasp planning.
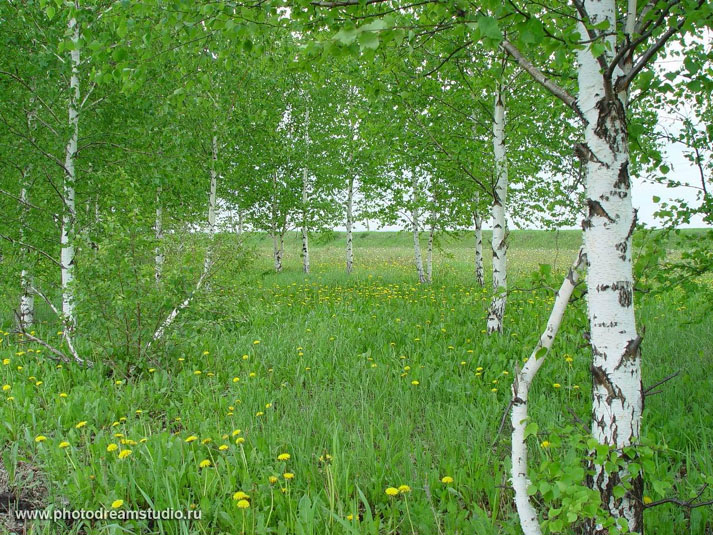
[0,231,711,534]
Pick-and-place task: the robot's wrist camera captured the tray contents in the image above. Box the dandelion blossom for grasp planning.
[35,435,47,443]
[233,491,249,501]
[107,444,118,452]
[236,499,250,509]
[111,499,124,509]
[199,459,211,468]
[118,449,132,459]
[283,472,294,480]
[59,441,70,449]
[441,476,454,484]
[385,487,399,497]
[277,453,291,461]
[398,485,411,493]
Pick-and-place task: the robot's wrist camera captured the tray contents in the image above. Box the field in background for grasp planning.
[0,230,711,534]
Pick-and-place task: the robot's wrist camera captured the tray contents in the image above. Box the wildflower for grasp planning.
[111,499,124,509]
[347,514,354,520]
[269,476,278,484]
[199,459,211,468]
[194,370,202,375]
[253,340,260,345]
[398,485,411,493]
[75,421,87,429]
[233,491,249,500]
[2,359,9,365]
[283,472,294,480]
[235,437,245,444]
[255,411,264,417]
[411,380,419,386]
[242,354,249,360]
[277,453,291,461]
[643,496,653,505]
[203,351,210,355]
[385,487,399,496]
[35,435,47,443]
[231,429,241,437]
[118,449,132,459]
[185,435,198,443]
[201,438,212,444]
[233,377,240,383]
[2,385,9,391]
[552,383,561,389]
[237,499,250,509]
[219,445,229,451]
[148,368,156,373]
[540,441,551,448]
[107,444,118,452]
[59,441,70,449]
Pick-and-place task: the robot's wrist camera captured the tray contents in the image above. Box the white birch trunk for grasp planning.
[203,130,218,275]
[487,88,508,334]
[511,248,585,535]
[346,175,354,274]
[411,171,426,284]
[473,196,484,287]
[577,2,643,531]
[155,185,164,284]
[301,109,310,274]
[237,210,244,235]
[19,176,34,328]
[426,215,435,284]
[61,4,80,331]
[271,171,282,273]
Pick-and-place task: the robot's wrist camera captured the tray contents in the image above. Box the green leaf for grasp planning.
[478,16,502,41]
[359,31,380,51]
[334,27,358,45]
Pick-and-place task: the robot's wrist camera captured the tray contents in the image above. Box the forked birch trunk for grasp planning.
[487,87,508,333]
[511,248,585,535]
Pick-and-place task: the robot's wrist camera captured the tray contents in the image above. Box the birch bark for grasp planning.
[301,109,310,274]
[487,87,508,333]
[155,185,164,284]
[473,196,484,287]
[511,249,585,535]
[411,171,426,283]
[577,1,643,531]
[346,175,354,274]
[61,2,80,331]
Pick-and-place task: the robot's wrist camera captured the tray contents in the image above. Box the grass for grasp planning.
[0,231,711,534]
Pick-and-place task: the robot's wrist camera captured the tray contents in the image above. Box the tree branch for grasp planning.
[500,40,582,121]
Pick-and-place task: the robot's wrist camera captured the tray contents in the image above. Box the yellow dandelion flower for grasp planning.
[107,444,118,452]
[540,441,551,448]
[283,472,294,480]
[269,476,278,484]
[231,429,241,437]
[552,383,561,388]
[219,444,229,451]
[111,499,124,509]
[235,437,245,444]
[185,435,198,443]
[398,485,411,493]
[199,459,211,468]
[194,370,202,375]
[118,449,132,459]
[201,438,212,444]
[2,385,10,391]
[59,441,70,449]
[441,476,454,484]
[385,487,399,496]
[202,351,210,355]
[35,435,47,443]
[411,380,419,386]
[148,368,156,373]
[347,514,354,520]
[236,499,250,509]
[253,340,260,345]
[233,491,250,500]
[75,421,87,429]
[277,453,290,461]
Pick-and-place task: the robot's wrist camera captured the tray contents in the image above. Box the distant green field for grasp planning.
[0,230,711,534]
